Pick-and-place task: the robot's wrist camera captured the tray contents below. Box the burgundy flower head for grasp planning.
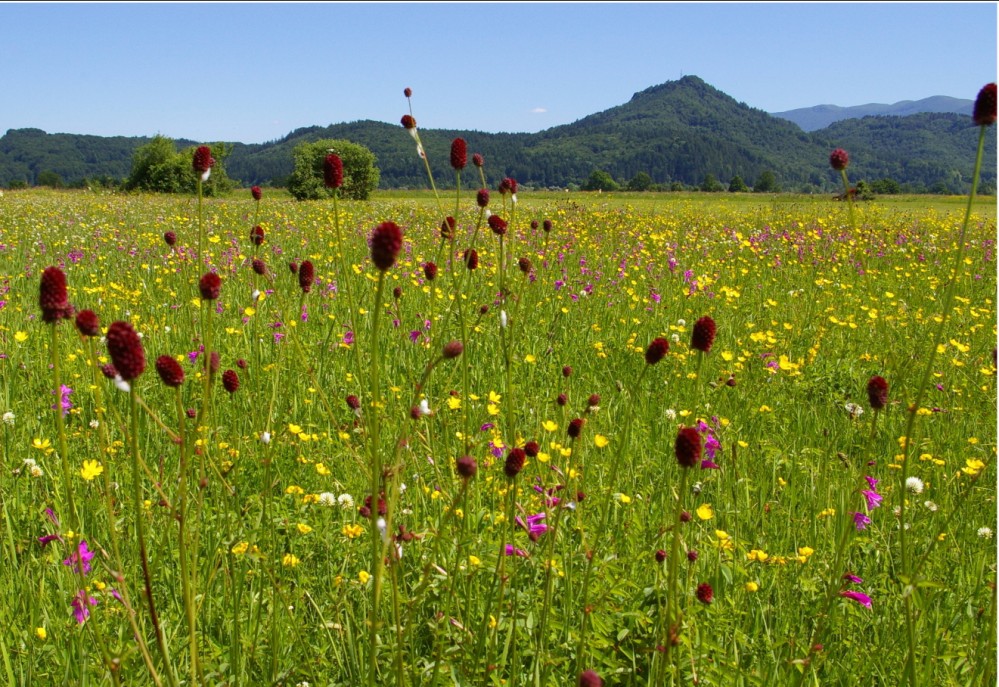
[543,219,553,232]
[504,447,526,478]
[199,272,221,301]
[440,216,456,240]
[557,393,568,406]
[298,260,315,293]
[252,258,266,276]
[346,394,361,410]
[289,261,298,274]
[498,177,518,195]
[101,363,118,380]
[442,340,464,359]
[222,369,240,394]
[531,220,539,230]
[250,225,265,247]
[155,355,185,387]
[974,83,997,126]
[251,185,262,201]
[476,188,490,208]
[488,214,508,236]
[163,230,177,246]
[562,365,573,378]
[75,309,100,337]
[568,418,586,439]
[472,153,484,168]
[370,221,403,270]
[456,455,477,479]
[524,440,540,457]
[401,114,417,130]
[866,375,889,410]
[675,426,702,469]
[655,549,667,563]
[696,582,713,604]
[464,248,479,271]
[324,154,344,189]
[579,670,603,687]
[192,146,215,174]
[691,315,717,353]
[39,266,70,323]
[645,337,670,365]
[450,138,467,171]
[106,321,145,381]
[423,261,438,281]
[518,256,532,274]
[829,148,849,171]
[403,87,412,98]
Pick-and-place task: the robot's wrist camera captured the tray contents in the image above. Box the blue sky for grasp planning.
[2,2,995,144]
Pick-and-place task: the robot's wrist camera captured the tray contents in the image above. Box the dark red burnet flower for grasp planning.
[568,418,586,439]
[249,225,265,246]
[289,261,299,274]
[645,337,670,365]
[504,447,526,478]
[543,219,553,232]
[655,549,667,563]
[346,394,361,410]
[101,363,117,380]
[106,321,145,381]
[530,220,539,230]
[251,186,262,201]
[464,248,479,270]
[680,510,692,523]
[324,154,344,189]
[578,670,603,687]
[557,393,568,406]
[393,286,402,301]
[476,188,490,208]
[450,138,467,171]
[562,365,573,378]
[163,230,177,246]
[973,83,997,126]
[251,258,266,276]
[199,272,221,301]
[192,146,215,174]
[75,309,100,337]
[691,315,717,353]
[423,262,438,281]
[209,351,220,375]
[236,358,247,369]
[472,153,484,168]
[675,426,702,469]
[587,393,600,408]
[442,340,464,359]
[523,440,540,458]
[403,87,412,98]
[866,375,889,410]
[401,114,417,130]
[155,355,185,387]
[518,256,532,274]
[829,148,849,171]
[222,369,240,394]
[498,177,518,195]
[298,260,315,294]
[456,455,477,479]
[440,216,456,240]
[370,221,403,271]
[39,266,70,323]
[488,214,508,236]
[696,582,713,604]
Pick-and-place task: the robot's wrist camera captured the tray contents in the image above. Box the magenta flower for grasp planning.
[852,512,872,530]
[861,489,883,511]
[842,573,864,585]
[864,475,879,490]
[516,512,548,540]
[839,590,872,609]
[63,540,94,575]
[71,589,99,623]
[504,545,528,557]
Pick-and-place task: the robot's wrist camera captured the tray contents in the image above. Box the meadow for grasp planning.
[0,174,995,686]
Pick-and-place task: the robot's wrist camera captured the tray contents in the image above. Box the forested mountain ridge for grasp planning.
[2,76,993,193]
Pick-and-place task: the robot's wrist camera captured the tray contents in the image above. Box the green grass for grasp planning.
[0,187,994,686]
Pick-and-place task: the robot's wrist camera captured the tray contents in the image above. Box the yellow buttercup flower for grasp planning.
[80,460,104,481]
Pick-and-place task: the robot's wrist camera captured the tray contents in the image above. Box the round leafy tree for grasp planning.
[287,139,380,200]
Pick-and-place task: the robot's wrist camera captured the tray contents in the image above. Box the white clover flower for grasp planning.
[399,483,407,494]
[337,493,354,510]
[665,409,677,421]
[318,492,337,507]
[2,411,14,426]
[977,527,993,539]
[692,481,703,495]
[670,333,680,343]
[905,476,924,494]
[30,465,44,478]
[677,319,686,327]
[164,326,171,333]
[844,402,864,419]
[89,419,99,429]
[22,458,37,468]
[923,500,938,512]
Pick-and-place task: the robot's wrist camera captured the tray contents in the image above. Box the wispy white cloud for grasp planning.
[530,107,548,114]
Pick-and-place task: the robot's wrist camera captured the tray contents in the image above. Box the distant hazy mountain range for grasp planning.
[1,77,992,193]
[771,96,975,132]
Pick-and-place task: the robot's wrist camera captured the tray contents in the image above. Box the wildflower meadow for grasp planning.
[0,85,996,687]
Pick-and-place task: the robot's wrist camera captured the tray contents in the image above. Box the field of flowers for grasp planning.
[0,93,996,686]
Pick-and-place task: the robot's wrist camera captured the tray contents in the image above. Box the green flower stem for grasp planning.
[896,124,989,687]
[174,386,200,685]
[49,323,78,532]
[128,388,180,687]
[367,272,388,687]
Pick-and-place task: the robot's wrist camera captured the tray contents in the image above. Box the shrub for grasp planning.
[286,139,380,201]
